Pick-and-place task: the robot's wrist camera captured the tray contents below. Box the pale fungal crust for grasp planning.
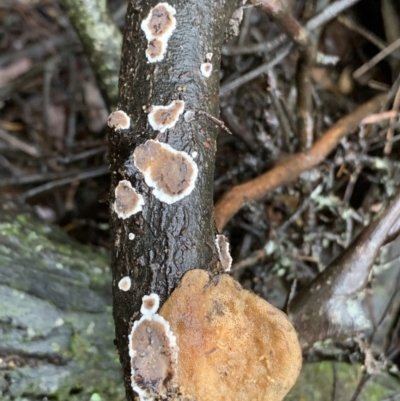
[113,180,145,219]
[200,62,213,78]
[215,234,233,272]
[141,3,176,63]
[108,110,130,130]
[148,100,185,132]
[160,269,303,401]
[128,294,179,401]
[140,293,160,316]
[133,140,198,204]
[118,276,132,291]
[128,233,135,240]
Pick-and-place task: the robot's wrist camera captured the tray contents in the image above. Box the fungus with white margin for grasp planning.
[133,140,198,204]
[108,110,130,130]
[148,100,184,132]
[118,276,132,291]
[113,180,145,219]
[140,293,160,316]
[215,234,233,272]
[160,269,302,401]
[200,62,213,78]
[141,3,176,63]
[128,293,178,400]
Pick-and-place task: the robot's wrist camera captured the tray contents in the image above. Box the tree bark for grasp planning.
[0,201,123,401]
[108,1,240,399]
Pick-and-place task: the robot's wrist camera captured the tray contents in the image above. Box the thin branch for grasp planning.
[215,93,387,231]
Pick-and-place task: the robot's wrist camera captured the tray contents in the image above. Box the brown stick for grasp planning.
[214,93,387,231]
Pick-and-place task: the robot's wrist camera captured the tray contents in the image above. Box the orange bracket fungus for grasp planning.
[147,99,185,132]
[159,269,302,401]
[128,293,178,400]
[108,110,130,130]
[133,139,198,204]
[141,3,177,63]
[215,234,232,272]
[113,180,145,219]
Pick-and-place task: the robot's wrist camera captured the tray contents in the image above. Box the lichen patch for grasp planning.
[133,140,198,204]
[148,100,184,132]
[114,180,145,219]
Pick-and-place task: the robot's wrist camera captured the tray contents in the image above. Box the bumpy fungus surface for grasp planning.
[108,110,130,130]
[133,140,198,204]
[160,269,302,401]
[113,180,145,219]
[141,2,176,63]
[148,100,185,132]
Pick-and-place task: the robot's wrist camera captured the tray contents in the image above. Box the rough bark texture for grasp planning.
[108,1,240,399]
[60,0,122,108]
[0,200,124,401]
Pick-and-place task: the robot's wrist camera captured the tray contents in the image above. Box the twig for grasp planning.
[18,166,109,200]
[0,127,39,157]
[384,81,400,155]
[353,36,400,81]
[215,94,387,231]
[197,110,233,135]
[222,0,362,56]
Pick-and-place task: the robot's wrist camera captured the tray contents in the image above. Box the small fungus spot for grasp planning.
[133,140,198,204]
[129,296,178,400]
[140,293,160,316]
[191,151,198,159]
[200,62,213,78]
[118,276,132,291]
[114,180,145,219]
[205,52,213,62]
[183,110,195,123]
[215,234,233,272]
[108,110,130,130]
[128,233,135,240]
[141,3,176,63]
[148,100,185,132]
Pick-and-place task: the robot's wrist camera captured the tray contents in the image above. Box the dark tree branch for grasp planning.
[108,1,240,399]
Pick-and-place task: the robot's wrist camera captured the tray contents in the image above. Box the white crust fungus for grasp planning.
[215,234,233,272]
[114,180,145,219]
[133,140,198,204]
[148,100,184,132]
[140,293,161,316]
[118,276,132,291]
[108,110,130,130]
[128,233,136,240]
[128,293,178,400]
[141,3,177,63]
[200,62,213,78]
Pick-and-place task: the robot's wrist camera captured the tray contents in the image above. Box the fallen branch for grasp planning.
[215,93,388,231]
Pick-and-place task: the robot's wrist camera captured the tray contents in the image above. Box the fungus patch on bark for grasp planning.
[160,269,302,401]
[128,233,135,240]
[147,100,184,132]
[118,276,132,291]
[113,180,145,219]
[200,62,213,78]
[140,293,160,316]
[133,140,198,204]
[215,234,232,272]
[128,293,178,400]
[108,110,130,130]
[141,3,176,63]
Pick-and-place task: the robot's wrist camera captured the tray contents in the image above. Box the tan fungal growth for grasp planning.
[113,180,145,219]
[160,269,302,401]
[141,3,176,63]
[148,100,185,132]
[215,234,232,272]
[118,276,132,291]
[108,110,130,130]
[140,293,160,316]
[200,62,213,78]
[129,294,178,400]
[133,140,198,204]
